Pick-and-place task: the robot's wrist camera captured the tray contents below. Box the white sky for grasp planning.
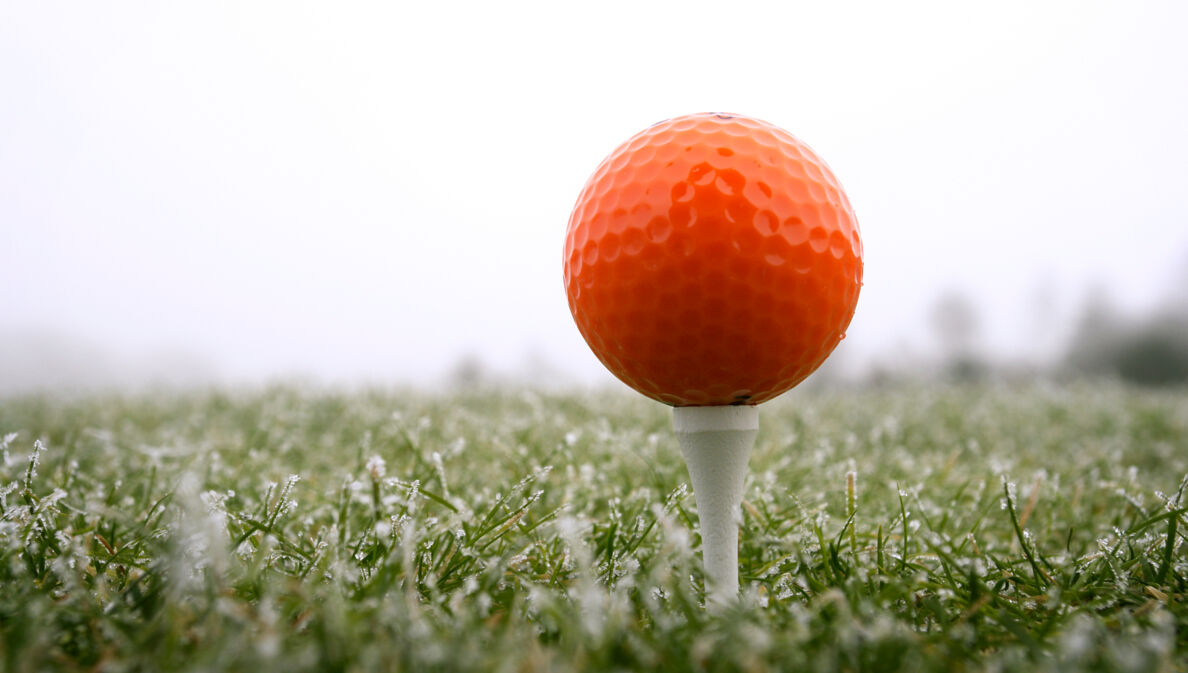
[2,1,1187,387]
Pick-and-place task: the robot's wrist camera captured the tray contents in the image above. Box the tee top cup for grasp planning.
[563,112,863,606]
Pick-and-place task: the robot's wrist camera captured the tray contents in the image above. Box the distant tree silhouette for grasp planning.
[1112,314,1188,385]
[448,354,489,389]
[1064,289,1124,378]
[1064,288,1188,386]
[929,291,985,381]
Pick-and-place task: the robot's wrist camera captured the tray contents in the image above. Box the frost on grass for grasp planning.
[365,454,386,480]
[0,384,1185,672]
[0,431,16,466]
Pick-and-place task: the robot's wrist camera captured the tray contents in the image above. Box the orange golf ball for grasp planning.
[563,112,863,406]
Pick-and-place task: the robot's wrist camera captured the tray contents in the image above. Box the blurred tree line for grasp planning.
[928,269,1188,386]
[1063,291,1188,386]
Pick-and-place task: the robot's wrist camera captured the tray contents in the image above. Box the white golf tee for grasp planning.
[673,405,758,608]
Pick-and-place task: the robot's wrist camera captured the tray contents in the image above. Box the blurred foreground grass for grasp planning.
[1,383,1186,672]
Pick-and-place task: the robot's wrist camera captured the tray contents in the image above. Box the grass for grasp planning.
[0,382,1186,672]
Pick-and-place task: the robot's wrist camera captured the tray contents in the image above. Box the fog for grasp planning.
[3,1,1187,394]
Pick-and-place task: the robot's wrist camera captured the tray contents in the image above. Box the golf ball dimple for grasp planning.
[564,113,863,406]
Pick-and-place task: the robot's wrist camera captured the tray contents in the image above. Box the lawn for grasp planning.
[1,382,1185,672]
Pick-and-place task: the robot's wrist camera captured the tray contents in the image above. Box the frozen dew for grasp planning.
[475,591,492,615]
[430,450,450,499]
[447,436,467,456]
[650,586,668,604]
[988,456,1014,477]
[755,584,770,608]
[276,474,300,519]
[0,481,18,512]
[664,483,689,510]
[170,472,232,592]
[0,383,1184,669]
[651,502,692,560]
[282,473,300,492]
[200,490,230,528]
[40,488,67,510]
[365,455,387,481]
[0,432,16,466]
[24,439,47,489]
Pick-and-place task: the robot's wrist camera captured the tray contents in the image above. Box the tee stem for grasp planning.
[673,405,758,608]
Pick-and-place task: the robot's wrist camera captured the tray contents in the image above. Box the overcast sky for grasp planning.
[3,1,1187,389]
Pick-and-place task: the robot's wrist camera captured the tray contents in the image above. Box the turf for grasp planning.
[1,382,1185,672]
